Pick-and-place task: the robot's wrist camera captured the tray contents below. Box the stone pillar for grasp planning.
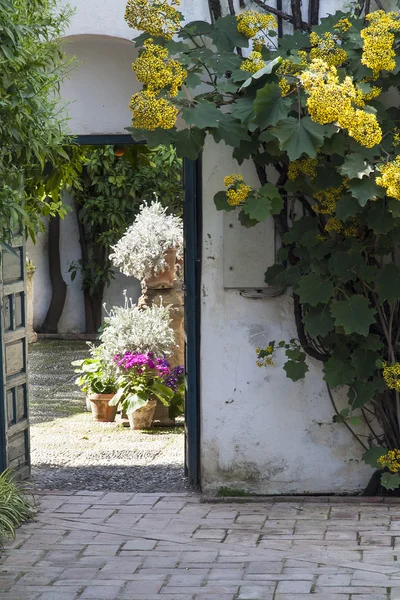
[26,260,37,344]
[139,274,184,426]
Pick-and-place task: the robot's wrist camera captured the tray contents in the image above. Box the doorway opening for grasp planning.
[26,135,201,492]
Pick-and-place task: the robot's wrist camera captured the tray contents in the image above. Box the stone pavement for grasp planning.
[3,494,400,599]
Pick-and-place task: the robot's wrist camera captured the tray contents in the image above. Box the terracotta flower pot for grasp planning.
[145,248,177,289]
[128,399,157,430]
[88,393,118,423]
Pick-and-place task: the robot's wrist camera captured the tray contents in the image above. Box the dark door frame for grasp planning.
[75,135,201,488]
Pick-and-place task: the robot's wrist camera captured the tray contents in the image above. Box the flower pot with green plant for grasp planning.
[110,351,184,429]
[72,350,118,423]
[110,200,183,289]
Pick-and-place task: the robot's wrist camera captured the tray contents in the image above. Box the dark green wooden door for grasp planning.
[0,235,30,480]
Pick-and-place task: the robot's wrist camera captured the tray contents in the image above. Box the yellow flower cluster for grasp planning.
[287,157,318,181]
[313,184,346,215]
[276,52,308,97]
[325,217,343,233]
[130,91,178,130]
[353,85,381,107]
[237,10,277,38]
[378,449,400,473]
[133,39,186,97]
[300,59,382,148]
[361,11,400,78]
[125,0,181,39]
[383,362,400,391]
[224,174,252,206]
[376,156,400,201]
[278,79,291,96]
[240,51,265,74]
[394,128,400,147]
[309,32,347,67]
[256,345,275,367]
[334,18,352,32]
[343,217,360,237]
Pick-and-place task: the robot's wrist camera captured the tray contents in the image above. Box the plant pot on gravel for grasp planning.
[88,393,118,423]
[127,399,157,430]
[72,352,118,422]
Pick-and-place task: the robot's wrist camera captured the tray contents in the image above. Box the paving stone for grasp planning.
[276,580,313,593]
[80,584,123,598]
[237,585,275,599]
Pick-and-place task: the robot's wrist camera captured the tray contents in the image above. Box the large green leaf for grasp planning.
[330,295,376,336]
[214,190,235,212]
[231,97,255,124]
[365,200,394,234]
[212,114,250,147]
[376,263,400,304]
[210,15,249,50]
[303,307,335,337]
[238,210,258,228]
[323,354,356,387]
[351,348,378,379]
[328,250,363,283]
[363,446,387,468]
[270,117,326,161]
[175,128,206,160]
[179,20,214,38]
[295,273,334,307]
[253,83,292,129]
[388,198,400,218]
[182,103,222,129]
[283,360,309,382]
[349,176,383,207]
[381,472,400,491]
[338,153,373,179]
[348,379,380,409]
[335,195,362,221]
[240,57,282,90]
[209,51,242,75]
[242,184,283,222]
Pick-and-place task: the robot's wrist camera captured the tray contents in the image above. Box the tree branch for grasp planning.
[294,293,330,362]
[251,0,311,31]
[290,0,303,30]
[308,0,320,26]
[327,384,369,451]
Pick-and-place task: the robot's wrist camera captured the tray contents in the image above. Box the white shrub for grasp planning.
[109,200,183,280]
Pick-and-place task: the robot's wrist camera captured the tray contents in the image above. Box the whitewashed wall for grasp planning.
[41,0,376,491]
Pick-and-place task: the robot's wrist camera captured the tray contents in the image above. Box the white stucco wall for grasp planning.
[200,139,374,494]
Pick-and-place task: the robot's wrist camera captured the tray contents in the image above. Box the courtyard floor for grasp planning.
[2,494,400,599]
[29,340,186,492]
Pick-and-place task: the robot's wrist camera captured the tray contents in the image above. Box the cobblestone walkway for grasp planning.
[3,494,400,598]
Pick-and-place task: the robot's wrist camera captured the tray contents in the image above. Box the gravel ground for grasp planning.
[29,340,187,492]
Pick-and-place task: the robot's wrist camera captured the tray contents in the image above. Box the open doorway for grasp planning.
[26,136,201,492]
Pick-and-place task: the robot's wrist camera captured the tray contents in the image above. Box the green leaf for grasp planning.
[231,97,255,124]
[381,472,400,491]
[212,114,250,147]
[214,190,235,212]
[303,307,335,337]
[283,360,309,382]
[348,380,380,409]
[182,102,222,129]
[330,295,376,336]
[209,52,242,74]
[338,153,373,179]
[388,197,400,217]
[295,273,334,307]
[328,251,363,283]
[323,354,356,387]
[351,348,378,379]
[349,176,383,207]
[175,128,205,160]
[335,195,362,221]
[362,446,387,468]
[238,210,258,228]
[210,15,249,50]
[376,263,400,304]
[365,199,394,234]
[253,83,292,129]
[240,57,282,89]
[270,117,326,161]
[242,184,283,222]
[179,20,213,38]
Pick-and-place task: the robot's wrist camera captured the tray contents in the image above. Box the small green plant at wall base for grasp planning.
[0,470,35,544]
[126,0,400,492]
[217,487,254,497]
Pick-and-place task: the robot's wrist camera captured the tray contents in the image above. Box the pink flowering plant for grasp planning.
[110,351,184,418]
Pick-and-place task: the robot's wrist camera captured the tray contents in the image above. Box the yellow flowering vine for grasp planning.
[376,157,400,201]
[125,0,181,39]
[224,174,252,206]
[361,10,400,78]
[378,449,400,473]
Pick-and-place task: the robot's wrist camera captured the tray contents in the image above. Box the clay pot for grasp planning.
[88,393,118,422]
[145,248,177,289]
[127,399,157,430]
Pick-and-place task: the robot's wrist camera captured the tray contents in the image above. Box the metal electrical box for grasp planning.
[223,209,276,289]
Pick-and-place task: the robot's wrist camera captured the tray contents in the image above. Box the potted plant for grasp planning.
[109,200,183,289]
[110,351,184,429]
[72,353,118,423]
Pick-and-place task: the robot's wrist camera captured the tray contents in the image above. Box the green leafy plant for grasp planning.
[0,470,35,544]
[127,0,400,492]
[72,352,118,395]
[0,0,74,246]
